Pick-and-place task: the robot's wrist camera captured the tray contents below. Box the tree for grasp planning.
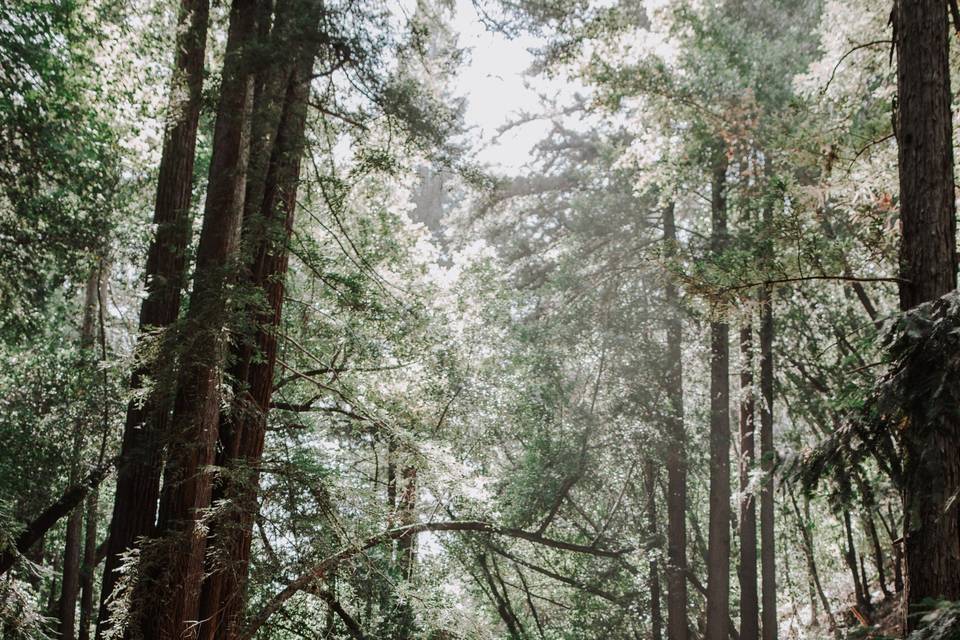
[130,1,258,635]
[96,0,210,634]
[706,144,731,640]
[893,0,960,626]
[663,201,689,640]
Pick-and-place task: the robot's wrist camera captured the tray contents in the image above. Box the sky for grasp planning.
[448,0,557,173]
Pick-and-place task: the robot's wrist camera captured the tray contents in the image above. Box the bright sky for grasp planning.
[449,0,556,173]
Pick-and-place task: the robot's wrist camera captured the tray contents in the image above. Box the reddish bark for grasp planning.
[96,0,209,635]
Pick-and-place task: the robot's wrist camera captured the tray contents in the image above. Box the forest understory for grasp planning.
[2,0,960,639]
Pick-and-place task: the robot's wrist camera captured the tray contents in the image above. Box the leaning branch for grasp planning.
[241,520,628,639]
[0,460,115,575]
[716,274,903,295]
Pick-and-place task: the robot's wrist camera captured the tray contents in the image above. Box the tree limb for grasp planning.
[241,520,629,638]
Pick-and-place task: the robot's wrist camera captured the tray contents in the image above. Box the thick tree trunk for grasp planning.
[758,186,777,640]
[195,9,318,637]
[135,1,258,637]
[663,202,688,640]
[96,0,209,635]
[645,460,664,640]
[894,0,960,627]
[738,322,759,640]
[706,148,731,640]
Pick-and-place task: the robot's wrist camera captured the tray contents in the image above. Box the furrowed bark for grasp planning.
[706,146,731,640]
[662,202,689,640]
[196,6,319,636]
[134,1,258,637]
[96,0,209,635]
[894,0,960,627]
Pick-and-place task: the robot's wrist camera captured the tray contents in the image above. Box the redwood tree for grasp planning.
[133,0,258,636]
[706,146,731,640]
[96,0,209,634]
[663,202,689,640]
[196,9,320,635]
[894,0,960,626]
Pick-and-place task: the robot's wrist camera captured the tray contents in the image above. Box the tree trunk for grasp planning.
[758,181,777,640]
[57,265,102,640]
[135,1,257,637]
[738,322,759,640]
[78,487,98,640]
[894,0,960,627]
[842,509,870,615]
[195,7,318,636]
[96,0,209,635]
[788,488,837,635]
[645,460,664,640]
[663,202,688,640]
[706,147,731,640]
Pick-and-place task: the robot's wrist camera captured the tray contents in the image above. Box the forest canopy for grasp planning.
[0,0,959,639]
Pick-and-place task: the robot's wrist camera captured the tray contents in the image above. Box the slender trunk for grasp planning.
[196,9,318,636]
[894,0,960,627]
[880,505,904,594]
[706,147,731,640]
[645,460,664,640]
[57,266,101,639]
[864,509,890,601]
[738,322,759,640]
[842,509,870,615]
[96,0,209,635]
[788,488,837,634]
[136,2,257,637]
[758,179,777,640]
[57,496,82,639]
[78,487,98,640]
[663,202,688,640]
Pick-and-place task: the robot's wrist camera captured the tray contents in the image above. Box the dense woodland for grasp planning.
[1,0,959,638]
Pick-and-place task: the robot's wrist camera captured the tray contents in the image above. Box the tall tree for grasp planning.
[645,460,664,640]
[57,265,102,640]
[663,201,689,640]
[706,146,731,640]
[134,0,258,636]
[893,0,960,625]
[759,178,777,640]
[96,0,209,634]
[196,8,320,634]
[739,319,759,640]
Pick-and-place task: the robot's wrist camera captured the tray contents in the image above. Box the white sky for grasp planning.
[449,0,557,173]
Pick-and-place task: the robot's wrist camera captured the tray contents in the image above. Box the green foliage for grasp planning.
[0,0,121,338]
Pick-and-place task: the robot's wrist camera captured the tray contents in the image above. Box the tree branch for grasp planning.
[241,520,629,638]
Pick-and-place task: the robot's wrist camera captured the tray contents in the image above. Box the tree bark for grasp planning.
[738,322,759,640]
[759,181,777,640]
[645,460,664,640]
[57,264,102,640]
[134,1,257,637]
[663,202,688,640]
[195,6,318,636]
[78,487,98,640]
[96,0,209,635]
[894,0,960,627]
[706,147,731,640]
